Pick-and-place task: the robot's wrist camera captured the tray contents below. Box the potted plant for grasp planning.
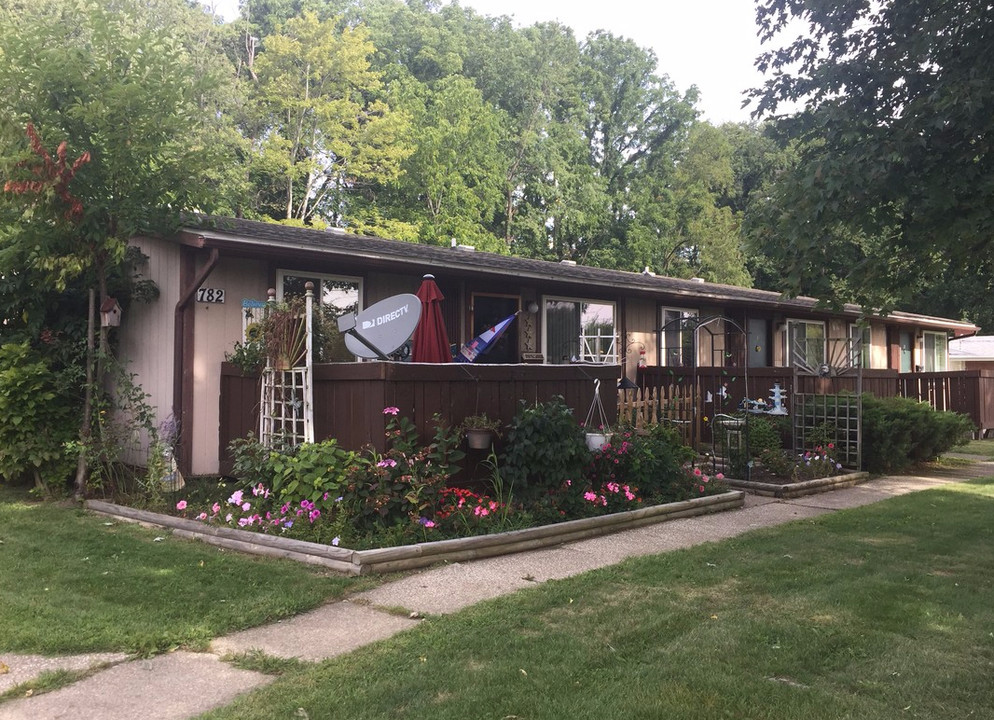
[460,413,502,450]
[584,425,613,451]
[262,298,307,370]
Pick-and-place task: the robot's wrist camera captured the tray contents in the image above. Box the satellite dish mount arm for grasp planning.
[337,313,390,361]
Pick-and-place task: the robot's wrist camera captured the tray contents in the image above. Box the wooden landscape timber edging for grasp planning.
[721,471,869,499]
[85,491,744,576]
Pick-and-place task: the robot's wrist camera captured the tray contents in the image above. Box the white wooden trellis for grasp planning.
[259,283,315,448]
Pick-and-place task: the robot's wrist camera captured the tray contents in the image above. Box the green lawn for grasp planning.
[0,486,368,656]
[200,477,994,720]
[958,438,994,458]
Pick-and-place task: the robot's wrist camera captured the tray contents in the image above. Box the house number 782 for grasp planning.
[196,287,225,303]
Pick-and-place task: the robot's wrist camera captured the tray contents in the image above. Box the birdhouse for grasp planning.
[100,297,122,328]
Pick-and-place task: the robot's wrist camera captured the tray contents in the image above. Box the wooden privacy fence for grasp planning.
[632,366,994,443]
[219,362,620,474]
[899,370,994,436]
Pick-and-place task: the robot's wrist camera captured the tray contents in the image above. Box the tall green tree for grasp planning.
[575,32,698,266]
[246,11,412,225]
[630,123,752,286]
[749,0,994,321]
[381,76,507,249]
[0,0,242,494]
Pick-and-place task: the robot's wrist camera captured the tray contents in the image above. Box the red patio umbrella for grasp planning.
[411,274,452,362]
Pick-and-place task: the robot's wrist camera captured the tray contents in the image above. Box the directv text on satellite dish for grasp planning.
[361,303,411,330]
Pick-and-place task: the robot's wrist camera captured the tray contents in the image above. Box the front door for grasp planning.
[471,294,519,364]
[899,331,913,373]
[747,318,769,368]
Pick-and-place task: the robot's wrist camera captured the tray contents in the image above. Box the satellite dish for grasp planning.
[339,293,421,359]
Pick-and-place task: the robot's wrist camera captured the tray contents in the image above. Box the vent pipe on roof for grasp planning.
[560,259,576,265]
[642,266,655,276]
[690,277,705,283]
[456,244,476,252]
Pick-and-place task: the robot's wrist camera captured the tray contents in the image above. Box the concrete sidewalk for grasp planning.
[2,460,990,719]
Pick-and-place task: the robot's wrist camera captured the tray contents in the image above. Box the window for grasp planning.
[848,324,872,368]
[921,331,948,372]
[278,271,362,362]
[543,297,616,364]
[660,308,699,366]
[787,320,826,370]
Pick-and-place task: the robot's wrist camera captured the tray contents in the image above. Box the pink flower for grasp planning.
[228,490,244,505]
[716,473,724,480]
[225,513,233,522]
[584,491,598,502]
[698,485,705,493]
[211,502,221,515]
[383,406,400,415]
[241,502,251,512]
[175,500,187,511]
[197,512,207,521]
[377,458,397,468]
[693,468,703,477]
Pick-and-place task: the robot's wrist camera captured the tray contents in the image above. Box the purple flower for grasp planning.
[332,536,341,546]
[377,458,397,468]
[383,406,400,415]
[228,490,244,505]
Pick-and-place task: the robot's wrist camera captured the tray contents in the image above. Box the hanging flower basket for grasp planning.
[585,431,613,451]
[459,413,502,450]
[466,428,496,450]
[583,378,612,451]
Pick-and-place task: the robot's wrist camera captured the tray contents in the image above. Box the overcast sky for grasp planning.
[201,0,774,124]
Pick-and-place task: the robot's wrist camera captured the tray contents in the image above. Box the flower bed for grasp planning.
[720,471,869,499]
[85,490,745,575]
[116,399,740,567]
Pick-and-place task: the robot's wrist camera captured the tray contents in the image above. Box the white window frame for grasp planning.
[660,307,699,367]
[920,331,948,372]
[848,323,872,369]
[786,319,826,370]
[542,295,617,364]
[277,270,364,362]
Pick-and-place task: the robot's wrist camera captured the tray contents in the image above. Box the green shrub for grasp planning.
[861,394,973,473]
[501,396,589,500]
[0,342,76,491]
[268,439,356,505]
[729,415,785,477]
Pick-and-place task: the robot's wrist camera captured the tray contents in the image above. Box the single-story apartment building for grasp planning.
[117,216,979,476]
[950,336,994,371]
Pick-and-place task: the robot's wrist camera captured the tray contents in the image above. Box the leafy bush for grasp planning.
[590,424,696,501]
[501,397,589,500]
[268,439,356,505]
[861,394,973,473]
[0,342,76,491]
[729,415,785,477]
[758,446,843,481]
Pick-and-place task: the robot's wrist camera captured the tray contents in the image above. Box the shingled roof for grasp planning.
[180,215,977,334]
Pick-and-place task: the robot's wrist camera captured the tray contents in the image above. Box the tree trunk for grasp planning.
[74,287,96,500]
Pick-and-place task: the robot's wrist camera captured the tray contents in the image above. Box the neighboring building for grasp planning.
[118,217,978,475]
[950,335,994,371]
